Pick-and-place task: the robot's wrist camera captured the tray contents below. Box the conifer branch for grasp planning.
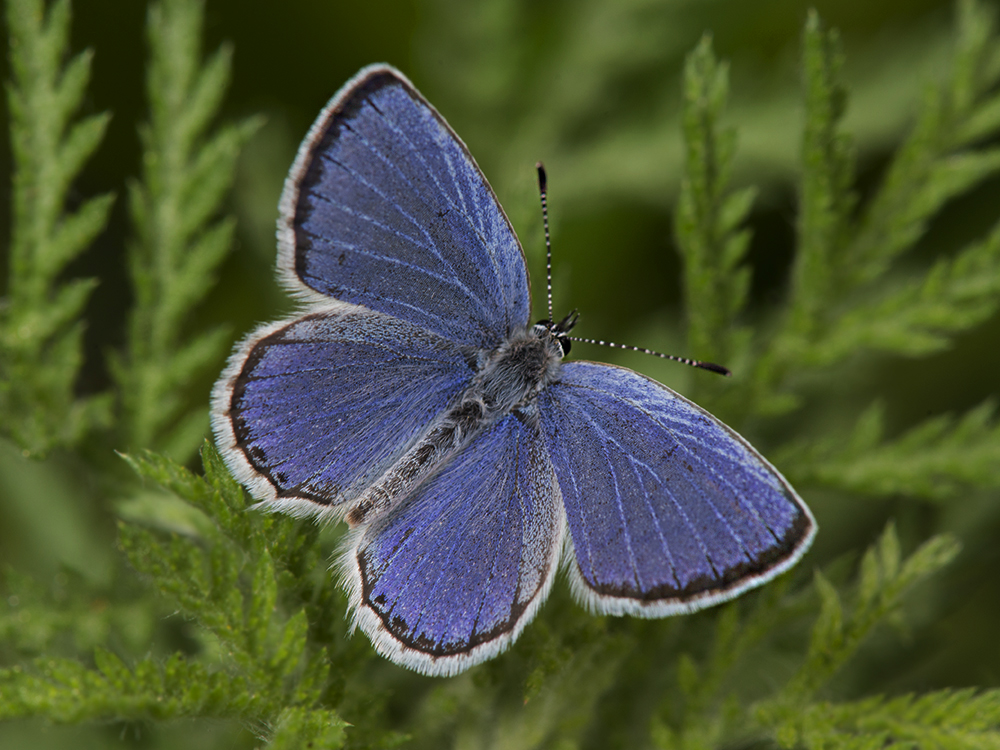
[0,653,265,722]
[119,445,332,700]
[754,1,1000,416]
[788,11,856,341]
[763,689,1000,750]
[664,579,810,750]
[266,707,348,749]
[781,399,1000,499]
[773,525,959,704]
[0,444,346,732]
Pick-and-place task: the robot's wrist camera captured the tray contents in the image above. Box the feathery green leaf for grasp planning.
[0,653,264,722]
[116,0,261,460]
[765,689,1000,750]
[1,0,114,455]
[776,525,959,702]
[267,706,347,750]
[675,35,754,370]
[782,399,1000,499]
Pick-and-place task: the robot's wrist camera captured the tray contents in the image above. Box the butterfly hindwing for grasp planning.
[280,64,531,350]
[538,361,815,616]
[345,413,564,676]
[212,305,474,517]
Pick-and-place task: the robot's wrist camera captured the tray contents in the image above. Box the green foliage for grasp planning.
[777,526,959,702]
[781,399,1000,499]
[0,0,114,456]
[0,652,263,723]
[110,0,260,460]
[750,2,1000,417]
[2,0,1000,748]
[0,566,154,658]
[650,525,961,750]
[268,707,348,750]
[0,444,346,746]
[119,445,333,709]
[674,35,754,368]
[415,0,960,229]
[763,689,1000,750]
[676,3,1000,507]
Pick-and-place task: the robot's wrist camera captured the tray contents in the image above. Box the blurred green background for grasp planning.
[4,0,989,420]
[22,0,997,411]
[2,0,1000,746]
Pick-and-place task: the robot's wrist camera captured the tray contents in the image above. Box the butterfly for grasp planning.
[211,64,816,677]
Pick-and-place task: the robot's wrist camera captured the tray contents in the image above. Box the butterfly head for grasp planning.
[533,310,578,357]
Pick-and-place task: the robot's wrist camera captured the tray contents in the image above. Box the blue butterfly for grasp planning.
[212,64,816,677]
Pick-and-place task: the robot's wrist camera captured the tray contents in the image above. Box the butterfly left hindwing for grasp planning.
[345,413,564,676]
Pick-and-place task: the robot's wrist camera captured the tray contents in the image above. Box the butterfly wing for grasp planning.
[212,306,474,518]
[345,414,564,676]
[538,362,815,616]
[279,64,531,350]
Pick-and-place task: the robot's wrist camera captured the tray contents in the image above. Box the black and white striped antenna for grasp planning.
[536,162,555,324]
[535,162,731,378]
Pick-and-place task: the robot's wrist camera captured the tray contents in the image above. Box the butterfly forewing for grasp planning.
[280,65,531,350]
[538,361,815,616]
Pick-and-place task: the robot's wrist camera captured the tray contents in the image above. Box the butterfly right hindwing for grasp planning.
[345,412,564,676]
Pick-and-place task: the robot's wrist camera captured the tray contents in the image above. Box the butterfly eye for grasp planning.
[532,319,571,356]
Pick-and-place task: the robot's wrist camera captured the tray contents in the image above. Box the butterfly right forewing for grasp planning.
[538,361,816,617]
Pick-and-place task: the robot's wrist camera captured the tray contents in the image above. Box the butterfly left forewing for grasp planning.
[537,361,815,617]
[280,64,531,350]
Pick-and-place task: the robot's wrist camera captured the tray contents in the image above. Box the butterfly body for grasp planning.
[467,321,566,417]
[343,319,566,527]
[212,64,816,676]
